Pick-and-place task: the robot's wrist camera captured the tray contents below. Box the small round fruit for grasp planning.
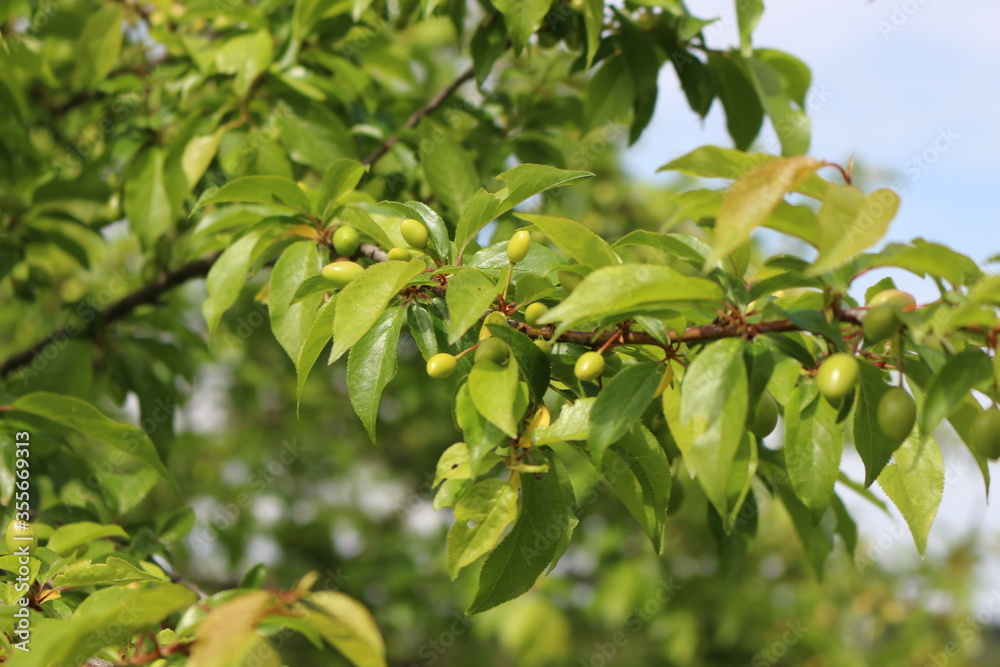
[877,387,917,443]
[387,248,412,261]
[479,311,508,340]
[863,304,902,344]
[426,353,457,379]
[816,353,860,405]
[869,289,916,311]
[558,270,583,291]
[475,338,508,364]
[400,218,429,249]
[5,520,36,556]
[524,302,548,326]
[507,230,531,264]
[749,392,779,438]
[970,407,1000,460]
[321,261,364,288]
[533,339,552,354]
[574,351,605,381]
[667,480,685,516]
[332,225,360,257]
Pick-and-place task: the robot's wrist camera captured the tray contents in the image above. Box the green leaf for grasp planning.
[853,362,898,486]
[53,556,161,588]
[182,130,224,188]
[347,307,405,443]
[23,584,196,667]
[920,349,994,438]
[446,270,501,344]
[706,155,823,268]
[270,241,322,363]
[455,385,508,476]
[290,274,334,305]
[533,398,595,445]
[380,200,452,263]
[467,359,523,437]
[776,485,832,577]
[10,393,173,483]
[584,54,634,133]
[538,266,723,334]
[485,323,551,404]
[601,425,672,552]
[124,147,174,249]
[756,49,812,107]
[420,119,479,214]
[194,175,311,214]
[588,362,663,463]
[783,383,844,516]
[330,259,425,362]
[492,0,552,55]
[318,159,368,221]
[706,51,764,151]
[74,6,124,87]
[580,0,603,68]
[807,186,899,275]
[189,591,273,667]
[203,227,271,338]
[455,190,501,257]
[877,433,944,556]
[658,146,829,200]
[870,240,982,287]
[736,0,763,55]
[616,9,660,143]
[671,50,714,119]
[434,442,472,487]
[471,15,508,86]
[493,164,594,217]
[300,591,387,667]
[747,56,810,156]
[468,449,572,614]
[447,479,519,579]
[213,30,274,96]
[296,297,337,407]
[663,339,748,522]
[515,213,619,268]
[46,521,129,555]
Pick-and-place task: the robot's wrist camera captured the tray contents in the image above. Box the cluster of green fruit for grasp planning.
[318,218,431,288]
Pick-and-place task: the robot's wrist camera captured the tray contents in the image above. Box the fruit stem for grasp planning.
[456,345,478,360]
[500,262,514,303]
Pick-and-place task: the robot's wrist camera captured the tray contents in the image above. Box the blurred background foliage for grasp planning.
[1,0,999,664]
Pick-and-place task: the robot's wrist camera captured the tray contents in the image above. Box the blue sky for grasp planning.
[625,1,1000,580]
[626,0,1000,273]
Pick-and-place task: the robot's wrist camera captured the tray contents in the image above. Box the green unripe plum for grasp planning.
[5,520,36,555]
[400,218,429,249]
[667,480,685,516]
[332,225,360,257]
[387,248,412,261]
[507,230,531,264]
[816,353,860,405]
[863,304,902,344]
[320,261,364,288]
[869,289,916,311]
[479,311,508,340]
[558,270,583,291]
[749,392,779,438]
[970,407,1000,460]
[426,353,457,379]
[877,387,917,443]
[574,351,605,381]
[475,338,508,364]
[524,302,548,326]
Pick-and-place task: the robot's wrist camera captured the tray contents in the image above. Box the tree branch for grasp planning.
[1,65,478,379]
[361,64,475,167]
